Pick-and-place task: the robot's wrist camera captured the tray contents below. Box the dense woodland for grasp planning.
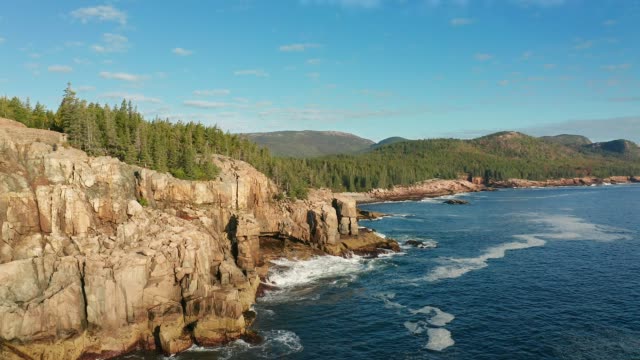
[2,86,639,198]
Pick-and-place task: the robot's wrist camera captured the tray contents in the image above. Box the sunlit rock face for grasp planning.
[0,118,377,360]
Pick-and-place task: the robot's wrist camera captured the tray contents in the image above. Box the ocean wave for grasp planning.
[184,330,303,359]
[265,256,365,289]
[420,192,471,203]
[426,235,546,282]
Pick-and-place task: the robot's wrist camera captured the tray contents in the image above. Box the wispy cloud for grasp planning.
[603,19,617,26]
[512,0,566,7]
[543,63,557,70]
[193,89,231,96]
[450,18,473,26]
[573,39,593,50]
[172,47,193,56]
[73,58,92,65]
[0,37,5,44]
[608,97,640,103]
[70,5,127,25]
[99,71,146,82]
[103,92,161,103]
[92,33,129,53]
[48,65,73,73]
[300,0,382,9]
[279,43,322,52]
[358,89,393,97]
[307,58,323,65]
[521,50,534,60]
[601,64,631,71]
[183,100,229,108]
[75,85,95,92]
[307,72,321,79]
[474,53,493,61]
[234,69,269,77]
[498,80,510,86]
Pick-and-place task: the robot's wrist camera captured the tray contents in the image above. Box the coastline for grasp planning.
[342,176,640,205]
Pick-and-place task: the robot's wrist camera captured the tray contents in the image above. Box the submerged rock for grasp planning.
[405,240,438,249]
[443,199,469,205]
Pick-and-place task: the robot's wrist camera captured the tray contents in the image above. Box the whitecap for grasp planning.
[410,306,455,327]
[526,214,632,242]
[265,255,365,289]
[425,328,455,351]
[426,234,546,282]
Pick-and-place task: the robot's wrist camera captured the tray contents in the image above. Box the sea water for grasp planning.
[120,185,640,359]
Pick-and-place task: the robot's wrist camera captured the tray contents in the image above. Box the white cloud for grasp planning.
[307,72,321,79]
[450,18,473,26]
[300,0,382,9]
[0,37,5,44]
[103,92,161,103]
[474,53,493,61]
[498,80,510,86]
[92,33,129,53]
[48,65,73,73]
[99,71,146,82]
[601,64,631,71]
[183,100,229,109]
[70,5,127,25]
[521,50,534,60]
[279,43,322,52]
[193,89,231,96]
[307,58,323,65]
[603,19,617,26]
[172,47,193,56]
[234,69,269,77]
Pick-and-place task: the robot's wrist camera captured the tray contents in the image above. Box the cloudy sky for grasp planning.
[0,0,639,142]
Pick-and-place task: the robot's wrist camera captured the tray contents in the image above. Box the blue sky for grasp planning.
[0,0,639,142]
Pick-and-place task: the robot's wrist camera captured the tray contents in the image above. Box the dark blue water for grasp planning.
[130,185,640,359]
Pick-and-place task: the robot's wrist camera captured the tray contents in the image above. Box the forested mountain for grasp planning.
[2,88,640,197]
[243,130,375,157]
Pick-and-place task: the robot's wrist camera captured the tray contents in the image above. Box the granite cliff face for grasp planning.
[0,118,388,359]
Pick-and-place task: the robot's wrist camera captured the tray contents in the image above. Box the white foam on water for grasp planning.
[404,321,426,334]
[410,306,455,327]
[373,292,406,309]
[184,330,302,359]
[526,213,633,242]
[265,255,365,289]
[426,234,546,282]
[425,328,455,351]
[374,231,387,239]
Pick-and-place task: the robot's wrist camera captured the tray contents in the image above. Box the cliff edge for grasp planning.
[0,118,395,359]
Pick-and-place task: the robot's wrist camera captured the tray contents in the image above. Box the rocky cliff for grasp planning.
[0,118,393,359]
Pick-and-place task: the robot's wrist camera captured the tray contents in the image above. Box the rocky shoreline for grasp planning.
[343,176,640,204]
[0,118,397,360]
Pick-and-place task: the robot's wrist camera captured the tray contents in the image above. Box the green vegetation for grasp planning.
[2,89,639,198]
[243,130,375,158]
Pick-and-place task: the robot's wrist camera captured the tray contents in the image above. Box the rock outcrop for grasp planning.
[0,118,395,360]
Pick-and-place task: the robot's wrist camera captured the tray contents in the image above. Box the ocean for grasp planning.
[121,184,640,359]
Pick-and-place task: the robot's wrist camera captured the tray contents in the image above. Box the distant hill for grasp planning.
[586,139,640,158]
[371,136,409,149]
[540,134,593,147]
[242,130,375,158]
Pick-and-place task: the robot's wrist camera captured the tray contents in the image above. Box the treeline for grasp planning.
[3,87,640,197]
[1,85,308,198]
